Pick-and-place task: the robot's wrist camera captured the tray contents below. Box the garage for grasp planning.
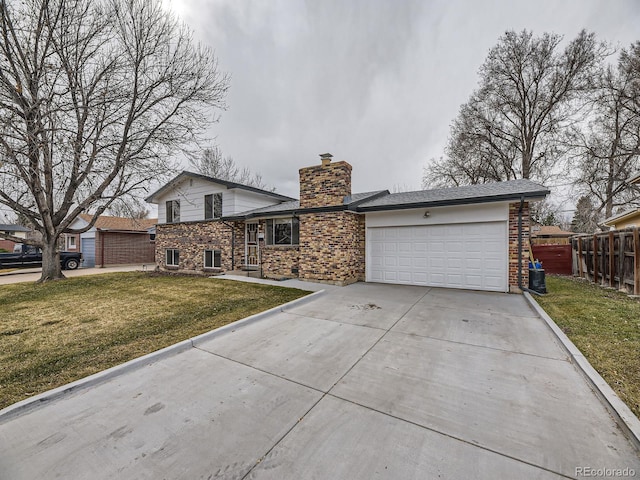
[81,238,95,268]
[367,221,508,292]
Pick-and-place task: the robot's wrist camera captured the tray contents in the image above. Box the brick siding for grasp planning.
[95,231,155,266]
[0,239,16,252]
[155,221,245,273]
[298,211,365,285]
[508,201,530,292]
[299,161,352,208]
[260,245,300,278]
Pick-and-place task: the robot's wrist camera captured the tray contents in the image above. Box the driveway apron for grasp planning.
[1,283,639,479]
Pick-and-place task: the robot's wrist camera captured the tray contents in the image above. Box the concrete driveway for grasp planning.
[1,283,639,479]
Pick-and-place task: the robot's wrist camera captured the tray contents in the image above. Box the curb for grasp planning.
[524,292,640,451]
[0,289,325,423]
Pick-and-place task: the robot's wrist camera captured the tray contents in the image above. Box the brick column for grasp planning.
[508,201,530,293]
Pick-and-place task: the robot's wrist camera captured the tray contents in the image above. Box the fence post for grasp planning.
[577,237,583,278]
[609,231,614,287]
[593,235,598,284]
[618,232,625,291]
[634,227,640,296]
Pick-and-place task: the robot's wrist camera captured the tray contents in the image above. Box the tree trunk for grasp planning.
[39,237,65,282]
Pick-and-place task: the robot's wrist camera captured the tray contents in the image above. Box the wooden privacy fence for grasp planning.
[572,227,640,295]
[531,244,572,275]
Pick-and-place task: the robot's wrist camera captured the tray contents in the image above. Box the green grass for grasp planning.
[536,275,640,418]
[0,272,310,409]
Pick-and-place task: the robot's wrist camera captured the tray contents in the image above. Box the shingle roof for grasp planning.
[231,190,389,219]
[356,179,549,211]
[344,190,389,205]
[79,214,157,232]
[145,171,296,203]
[603,207,640,226]
[531,225,573,237]
[0,224,30,232]
[236,200,301,217]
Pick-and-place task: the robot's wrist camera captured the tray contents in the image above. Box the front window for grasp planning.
[266,218,299,245]
[166,249,179,266]
[67,236,76,249]
[205,193,223,220]
[166,200,180,223]
[204,249,221,268]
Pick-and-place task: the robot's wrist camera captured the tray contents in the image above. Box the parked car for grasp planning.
[0,244,83,270]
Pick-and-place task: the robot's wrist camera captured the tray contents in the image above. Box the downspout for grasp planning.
[221,221,235,270]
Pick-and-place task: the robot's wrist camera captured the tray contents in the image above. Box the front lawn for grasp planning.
[0,272,309,410]
[536,275,640,418]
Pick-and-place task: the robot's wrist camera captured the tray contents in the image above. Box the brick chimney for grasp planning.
[299,153,352,208]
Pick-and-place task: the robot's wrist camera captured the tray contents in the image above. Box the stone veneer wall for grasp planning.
[298,211,365,285]
[508,201,530,292]
[299,161,352,208]
[260,246,300,278]
[155,220,244,273]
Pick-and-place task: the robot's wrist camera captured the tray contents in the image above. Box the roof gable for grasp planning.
[145,171,295,204]
[603,208,640,226]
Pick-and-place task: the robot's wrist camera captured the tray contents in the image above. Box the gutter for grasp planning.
[354,190,550,213]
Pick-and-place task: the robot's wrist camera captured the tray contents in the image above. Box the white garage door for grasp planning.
[81,238,95,268]
[367,222,508,292]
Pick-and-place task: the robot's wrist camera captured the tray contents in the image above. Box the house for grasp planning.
[146,154,549,293]
[530,225,574,245]
[603,173,640,230]
[64,215,157,267]
[603,209,640,230]
[0,224,31,252]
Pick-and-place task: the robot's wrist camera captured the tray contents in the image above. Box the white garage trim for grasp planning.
[366,221,508,292]
[365,203,510,292]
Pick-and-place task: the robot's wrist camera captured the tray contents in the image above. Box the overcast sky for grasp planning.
[164,0,640,201]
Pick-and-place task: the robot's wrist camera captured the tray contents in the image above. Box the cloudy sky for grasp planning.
[164,0,640,201]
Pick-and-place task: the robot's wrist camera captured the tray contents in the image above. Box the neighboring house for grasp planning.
[603,173,640,230]
[64,215,157,267]
[0,224,31,252]
[530,225,574,245]
[603,209,640,230]
[146,154,549,293]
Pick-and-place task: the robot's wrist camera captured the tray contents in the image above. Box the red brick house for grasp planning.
[146,154,549,292]
[64,215,157,267]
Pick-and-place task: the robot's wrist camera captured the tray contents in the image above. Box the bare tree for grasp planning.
[571,195,601,233]
[424,29,603,188]
[188,145,273,191]
[108,201,150,219]
[0,0,229,281]
[530,199,563,226]
[571,48,640,218]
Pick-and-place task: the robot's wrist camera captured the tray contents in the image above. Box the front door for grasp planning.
[245,222,259,268]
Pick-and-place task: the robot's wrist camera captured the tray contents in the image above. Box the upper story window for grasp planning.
[266,218,299,246]
[204,193,223,220]
[166,200,180,223]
